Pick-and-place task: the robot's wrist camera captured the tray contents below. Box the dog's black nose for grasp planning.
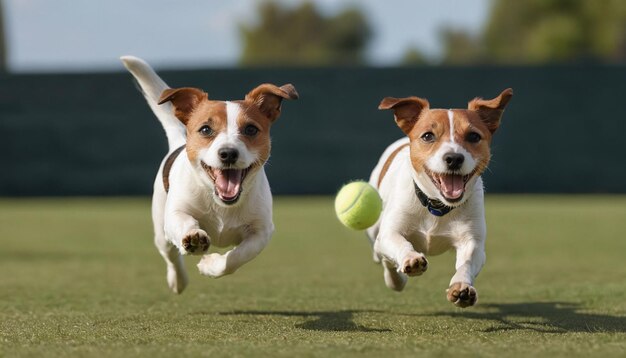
[444,153,464,170]
[218,148,239,164]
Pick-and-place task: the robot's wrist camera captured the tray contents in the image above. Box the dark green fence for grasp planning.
[1,66,624,196]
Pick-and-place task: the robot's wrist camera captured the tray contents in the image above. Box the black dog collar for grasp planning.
[413,181,454,217]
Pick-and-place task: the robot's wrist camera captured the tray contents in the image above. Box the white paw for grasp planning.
[447,282,478,308]
[398,251,428,276]
[197,253,229,278]
[180,229,210,255]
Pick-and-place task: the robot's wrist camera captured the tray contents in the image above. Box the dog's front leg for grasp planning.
[374,230,428,291]
[447,238,485,308]
[197,227,272,278]
[165,210,210,256]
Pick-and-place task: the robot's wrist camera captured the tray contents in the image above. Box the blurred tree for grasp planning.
[0,0,6,72]
[441,0,626,65]
[439,29,484,65]
[239,1,371,66]
[401,46,431,66]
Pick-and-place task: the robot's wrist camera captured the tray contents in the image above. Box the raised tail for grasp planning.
[120,56,186,150]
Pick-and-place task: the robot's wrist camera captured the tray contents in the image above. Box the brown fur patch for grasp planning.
[407,110,450,175]
[467,88,513,133]
[158,87,207,125]
[379,96,430,135]
[184,101,228,163]
[235,101,273,166]
[377,143,410,188]
[245,83,299,122]
[162,145,185,192]
[452,110,492,174]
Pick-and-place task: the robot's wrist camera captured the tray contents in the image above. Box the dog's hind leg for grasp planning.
[154,233,188,294]
[153,187,188,294]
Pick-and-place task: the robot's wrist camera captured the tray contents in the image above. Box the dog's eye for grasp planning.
[421,132,435,143]
[243,125,259,136]
[199,125,213,137]
[466,132,481,143]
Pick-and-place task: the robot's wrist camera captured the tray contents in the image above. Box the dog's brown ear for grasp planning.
[158,87,207,125]
[468,88,513,134]
[379,96,430,135]
[245,83,299,122]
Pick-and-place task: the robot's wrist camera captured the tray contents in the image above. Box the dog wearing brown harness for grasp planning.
[122,56,298,293]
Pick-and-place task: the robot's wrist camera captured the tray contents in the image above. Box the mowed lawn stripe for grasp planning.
[0,196,624,357]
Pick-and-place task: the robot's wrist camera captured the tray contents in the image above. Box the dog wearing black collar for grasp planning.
[367,89,513,308]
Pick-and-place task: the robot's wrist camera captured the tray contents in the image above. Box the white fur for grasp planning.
[448,110,455,143]
[121,56,274,294]
[368,137,487,307]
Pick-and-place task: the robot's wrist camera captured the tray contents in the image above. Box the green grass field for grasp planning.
[0,196,625,357]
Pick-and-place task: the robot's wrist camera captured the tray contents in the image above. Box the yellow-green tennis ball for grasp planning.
[335,181,382,230]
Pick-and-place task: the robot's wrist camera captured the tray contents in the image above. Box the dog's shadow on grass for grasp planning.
[423,301,626,333]
[219,309,391,332]
[218,302,624,334]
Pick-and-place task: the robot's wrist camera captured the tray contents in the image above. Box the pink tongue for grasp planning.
[215,169,242,199]
[440,174,464,199]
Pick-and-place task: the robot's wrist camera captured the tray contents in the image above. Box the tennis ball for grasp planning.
[335,181,382,230]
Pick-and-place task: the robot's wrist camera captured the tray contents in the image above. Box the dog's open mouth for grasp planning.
[201,162,250,205]
[426,169,473,202]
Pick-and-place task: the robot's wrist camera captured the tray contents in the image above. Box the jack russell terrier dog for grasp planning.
[121,56,298,294]
[367,88,513,307]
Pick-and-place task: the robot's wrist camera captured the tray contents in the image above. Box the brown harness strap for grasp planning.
[377,143,409,188]
[163,145,185,193]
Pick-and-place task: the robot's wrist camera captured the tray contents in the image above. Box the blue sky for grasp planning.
[3,0,489,72]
